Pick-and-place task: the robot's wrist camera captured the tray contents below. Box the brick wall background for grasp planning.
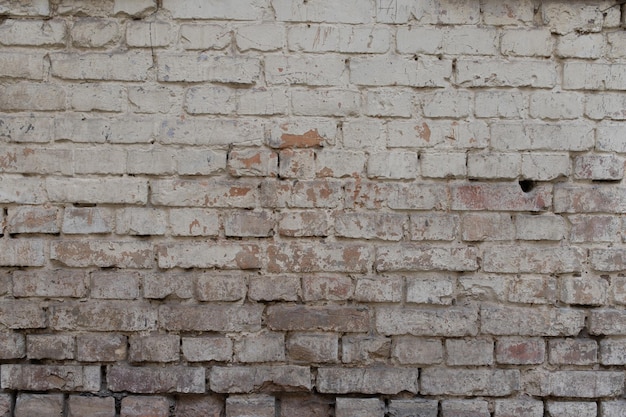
[1,0,626,416]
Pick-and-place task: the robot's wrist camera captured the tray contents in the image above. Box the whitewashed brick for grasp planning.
[113,0,157,16]
[516,214,566,241]
[158,54,260,84]
[71,19,120,47]
[128,86,174,114]
[556,33,605,59]
[482,0,534,25]
[289,25,389,53]
[367,151,418,179]
[70,84,125,112]
[0,19,65,46]
[406,275,455,305]
[265,55,347,86]
[388,120,489,149]
[365,89,413,118]
[597,123,626,153]
[521,153,571,181]
[586,94,626,120]
[351,56,451,87]
[236,23,284,51]
[0,83,65,111]
[343,119,386,150]
[292,89,361,116]
[163,0,270,20]
[529,92,584,120]
[0,0,49,16]
[126,21,172,47]
[543,1,619,34]
[475,90,527,118]
[456,59,556,88]
[564,62,626,91]
[420,152,466,178]
[422,90,471,118]
[273,0,373,23]
[491,122,594,151]
[51,51,150,81]
[179,24,231,50]
[397,26,497,55]
[501,29,553,57]
[467,152,521,179]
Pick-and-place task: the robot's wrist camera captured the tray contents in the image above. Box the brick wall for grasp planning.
[1,0,626,416]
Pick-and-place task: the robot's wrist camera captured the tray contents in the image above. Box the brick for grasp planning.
[467,152,521,179]
[365,89,412,118]
[55,116,155,144]
[51,301,157,331]
[128,86,174,113]
[68,396,115,417]
[376,245,477,272]
[182,336,233,362]
[482,0,534,24]
[62,207,113,234]
[266,55,347,86]
[462,213,514,241]
[127,149,176,175]
[442,399,489,417]
[590,309,626,335]
[509,275,557,305]
[71,18,120,47]
[1,364,100,392]
[316,150,366,177]
[196,272,247,301]
[0,332,25,359]
[56,1,112,16]
[74,148,126,174]
[209,365,311,393]
[108,366,205,394]
[249,275,301,301]
[521,153,570,181]
[546,402,596,417]
[557,33,605,59]
[167,209,217,236]
[280,395,332,417]
[278,211,330,237]
[397,26,497,56]
[335,398,384,417]
[409,213,458,241]
[176,149,227,176]
[516,214,566,241]
[376,306,478,336]
[274,0,372,23]
[388,119,489,149]
[354,276,402,302]
[341,335,390,364]
[456,59,556,88]
[0,52,46,79]
[421,369,519,396]
[237,23,284,51]
[591,249,626,272]
[129,334,180,363]
[549,338,597,366]
[600,339,626,365]
[601,401,626,417]
[392,337,443,365]
[459,272,508,301]
[226,395,274,417]
[70,84,125,112]
[267,118,337,149]
[587,94,626,120]
[406,274,455,305]
[27,334,74,360]
[0,82,65,111]
[268,242,370,273]
[495,398,543,417]
[0,239,45,266]
[543,1,620,34]
[114,0,157,16]
[335,212,405,241]
[224,210,274,237]
[126,21,172,47]
[446,338,493,366]
[389,399,438,417]
[529,91,583,120]
[157,54,259,84]
[47,177,148,204]
[287,333,338,363]
[77,333,127,362]
[608,31,626,58]
[51,241,153,268]
[121,396,169,417]
[475,90,527,118]
[483,246,584,274]
[291,89,360,117]
[278,149,316,179]
[235,331,285,363]
[0,0,49,15]
[51,51,150,81]
[14,394,63,417]
[317,367,418,394]
[175,396,223,417]
[302,275,353,301]
[0,19,65,46]
[481,305,585,336]
[612,276,626,305]
[7,206,59,234]
[574,154,625,180]
[493,122,594,151]
[351,56,451,87]
[186,86,287,116]
[420,152,467,178]
[151,179,258,208]
[0,116,54,143]
[228,148,278,177]
[367,151,418,179]
[180,23,230,50]
[555,184,626,213]
[532,370,624,398]
[116,208,167,235]
[288,25,389,53]
[451,182,551,211]
[267,305,368,332]
[560,275,608,306]
[376,0,480,24]
[158,117,262,146]
[496,337,545,365]
[160,304,262,332]
[163,0,269,20]
[157,242,261,269]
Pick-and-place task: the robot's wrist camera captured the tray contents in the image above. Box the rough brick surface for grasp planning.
[0,0,624,411]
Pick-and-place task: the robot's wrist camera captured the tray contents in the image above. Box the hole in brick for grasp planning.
[518,179,535,193]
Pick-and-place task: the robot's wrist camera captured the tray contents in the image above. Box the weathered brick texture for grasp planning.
[1,0,625,414]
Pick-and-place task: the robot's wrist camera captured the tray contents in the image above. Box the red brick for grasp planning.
[224,210,275,237]
[12,269,88,298]
[50,301,157,331]
[209,365,311,393]
[549,338,597,365]
[410,213,459,241]
[574,154,624,180]
[354,276,402,302]
[591,249,626,271]
[77,333,127,362]
[0,238,45,266]
[0,300,46,329]
[129,335,180,363]
[226,395,274,417]
[228,148,278,177]
[291,179,343,208]
[317,367,418,394]
[341,335,390,364]
[27,334,75,360]
[68,396,115,417]
[91,270,141,300]
[267,242,371,273]
[196,272,247,301]
[446,338,494,366]
[182,336,233,362]
[482,305,585,336]
[287,333,339,363]
[14,394,63,417]
[160,304,263,332]
[157,242,262,269]
[268,123,329,148]
[451,182,552,211]
[249,275,301,301]
[590,309,626,335]
[235,331,285,363]
[107,365,205,394]
[391,337,443,365]
[555,184,626,213]
[570,215,622,242]
[376,307,478,337]
[144,270,195,300]
[496,337,545,365]
[0,332,25,359]
[421,368,519,396]
[51,240,154,268]
[7,206,59,234]
[121,396,169,417]
[336,398,384,417]
[375,245,478,272]
[462,213,515,241]
[266,305,369,332]
[277,210,330,237]
[302,275,354,301]
[1,364,100,392]
[280,395,333,417]
[175,395,223,417]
